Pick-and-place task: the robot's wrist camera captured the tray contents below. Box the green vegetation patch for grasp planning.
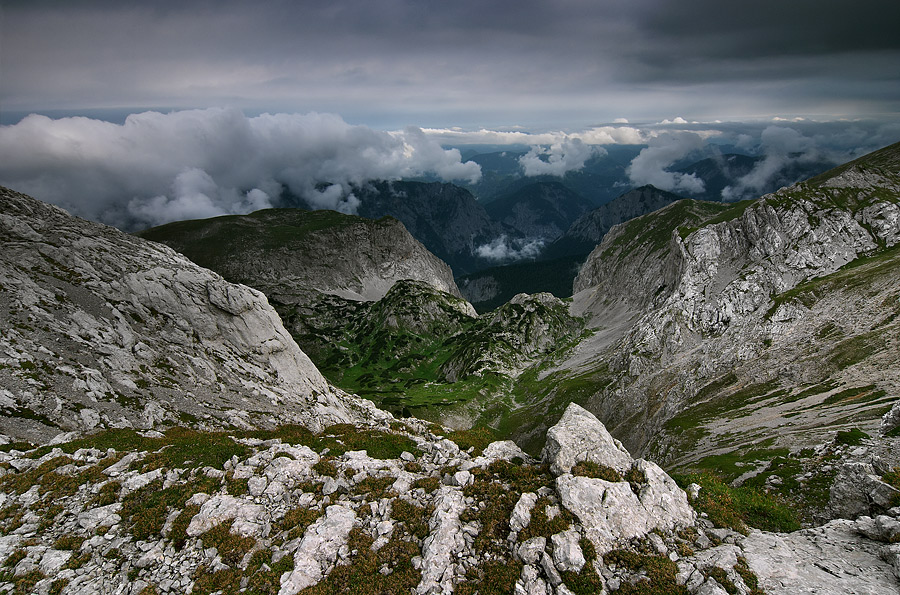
[445,426,499,456]
[677,472,799,534]
[456,559,524,595]
[121,475,221,541]
[603,550,689,595]
[517,496,572,542]
[300,527,421,595]
[834,427,870,446]
[572,460,622,482]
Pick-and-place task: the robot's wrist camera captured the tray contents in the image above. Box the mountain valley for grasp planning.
[0,142,899,594]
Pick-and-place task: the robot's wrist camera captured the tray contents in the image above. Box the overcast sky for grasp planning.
[1,1,899,230]
[3,0,899,128]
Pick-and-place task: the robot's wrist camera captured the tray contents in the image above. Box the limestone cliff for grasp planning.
[561,141,900,461]
[0,187,385,442]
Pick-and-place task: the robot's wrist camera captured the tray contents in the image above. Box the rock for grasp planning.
[510,493,538,533]
[516,537,546,565]
[186,495,267,538]
[550,529,585,573]
[417,487,466,595]
[882,400,900,435]
[278,505,357,595]
[829,462,900,519]
[516,564,550,595]
[739,520,900,594]
[541,403,633,475]
[77,503,122,532]
[557,472,692,556]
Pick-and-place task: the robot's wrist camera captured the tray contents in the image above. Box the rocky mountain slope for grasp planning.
[502,141,900,479]
[352,181,502,274]
[546,185,688,259]
[483,181,594,242]
[0,186,385,443]
[5,403,897,595]
[137,209,462,305]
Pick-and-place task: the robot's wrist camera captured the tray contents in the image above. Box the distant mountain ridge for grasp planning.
[137,208,463,304]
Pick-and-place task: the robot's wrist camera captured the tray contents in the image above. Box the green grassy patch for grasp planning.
[603,550,689,595]
[677,472,799,534]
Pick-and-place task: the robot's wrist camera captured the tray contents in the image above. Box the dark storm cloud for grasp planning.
[2,1,898,123]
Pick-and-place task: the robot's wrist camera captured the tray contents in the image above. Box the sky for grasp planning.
[1,0,900,229]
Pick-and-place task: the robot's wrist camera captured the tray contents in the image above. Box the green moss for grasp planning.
[53,535,85,550]
[603,550,689,595]
[391,499,430,540]
[445,426,499,456]
[835,427,870,446]
[571,460,622,482]
[412,476,440,493]
[200,520,256,567]
[456,559,524,595]
[278,507,323,541]
[517,496,572,542]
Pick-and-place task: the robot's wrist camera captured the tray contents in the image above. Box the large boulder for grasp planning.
[544,403,694,555]
[541,403,633,475]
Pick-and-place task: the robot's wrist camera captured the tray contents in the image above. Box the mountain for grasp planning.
[482,181,594,241]
[502,142,900,479]
[0,187,385,443]
[675,152,835,202]
[352,180,502,274]
[546,184,688,258]
[457,254,586,313]
[137,208,463,304]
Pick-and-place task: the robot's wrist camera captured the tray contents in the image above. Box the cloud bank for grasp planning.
[475,236,546,262]
[519,139,604,177]
[0,109,481,229]
[626,132,707,194]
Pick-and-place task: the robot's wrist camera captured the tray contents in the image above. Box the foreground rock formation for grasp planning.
[0,403,896,594]
[0,186,385,443]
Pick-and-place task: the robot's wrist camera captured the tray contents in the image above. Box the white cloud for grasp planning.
[0,108,481,229]
[626,132,707,194]
[475,235,545,262]
[519,138,603,176]
[419,125,648,147]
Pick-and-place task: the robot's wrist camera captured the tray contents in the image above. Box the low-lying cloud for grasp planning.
[0,108,482,230]
[626,132,706,194]
[519,138,603,177]
[475,235,546,262]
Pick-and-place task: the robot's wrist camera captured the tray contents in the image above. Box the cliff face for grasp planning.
[561,142,900,459]
[138,208,463,305]
[0,187,385,443]
[354,180,501,274]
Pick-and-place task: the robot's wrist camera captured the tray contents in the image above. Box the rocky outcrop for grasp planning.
[0,186,385,442]
[0,402,897,595]
[544,404,695,555]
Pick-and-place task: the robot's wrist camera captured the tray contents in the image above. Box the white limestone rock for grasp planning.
[417,486,467,595]
[278,505,357,595]
[541,403,633,476]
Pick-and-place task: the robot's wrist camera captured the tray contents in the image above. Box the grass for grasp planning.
[572,461,622,482]
[676,472,799,534]
[199,520,256,567]
[834,427,870,446]
[603,550,689,595]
